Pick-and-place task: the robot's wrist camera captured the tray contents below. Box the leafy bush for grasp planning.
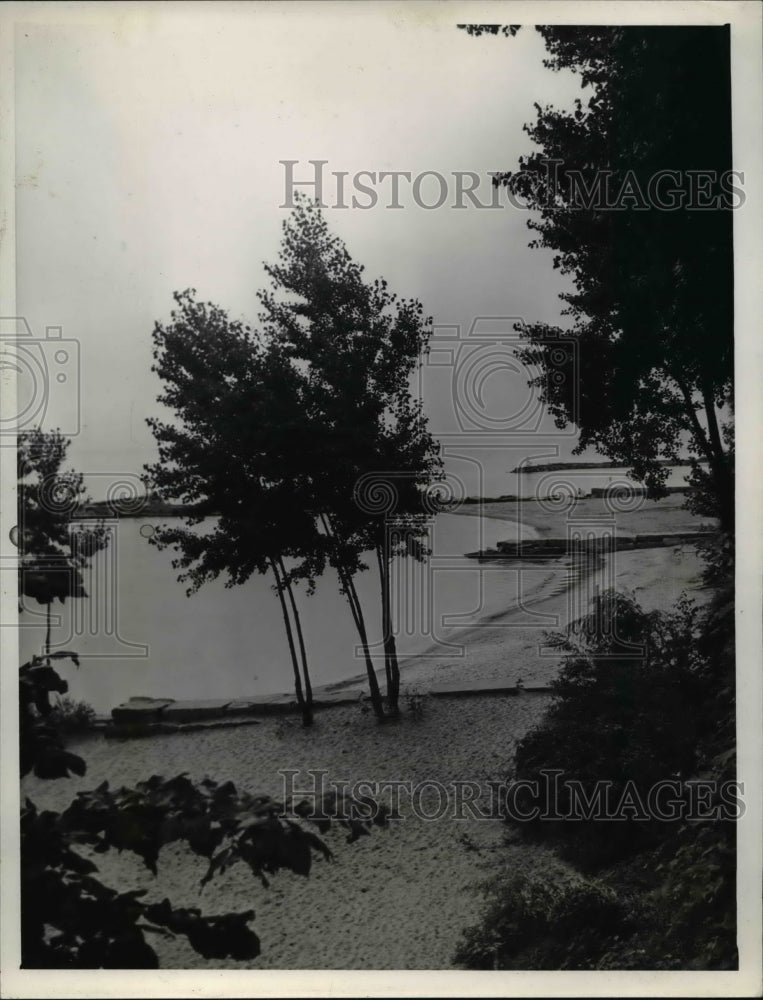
[20,653,386,968]
[454,871,636,970]
[509,591,712,867]
[21,772,343,967]
[648,821,737,969]
[20,652,87,780]
[49,695,97,733]
[456,571,737,971]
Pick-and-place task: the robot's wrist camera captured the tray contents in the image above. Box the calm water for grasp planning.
[21,463,694,714]
[20,512,546,714]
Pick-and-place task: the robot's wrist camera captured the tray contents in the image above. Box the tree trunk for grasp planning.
[376,547,393,694]
[268,556,310,726]
[344,570,385,718]
[376,545,400,714]
[45,602,52,665]
[673,374,734,532]
[701,384,734,532]
[279,556,313,725]
[320,514,385,720]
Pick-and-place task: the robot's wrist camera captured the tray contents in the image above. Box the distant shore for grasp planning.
[509,459,706,474]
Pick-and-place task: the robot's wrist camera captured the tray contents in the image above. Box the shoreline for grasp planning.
[322,537,708,698]
[94,499,711,713]
[455,493,716,539]
[26,515,714,971]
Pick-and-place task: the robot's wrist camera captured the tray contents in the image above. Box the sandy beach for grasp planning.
[24,694,568,969]
[21,501,712,969]
[395,542,708,692]
[326,496,711,695]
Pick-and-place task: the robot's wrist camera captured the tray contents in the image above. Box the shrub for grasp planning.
[457,572,737,971]
[509,591,713,867]
[454,871,636,970]
[48,695,97,733]
[649,821,737,969]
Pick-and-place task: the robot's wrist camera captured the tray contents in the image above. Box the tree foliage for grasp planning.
[466,26,735,529]
[258,195,442,715]
[457,24,521,38]
[17,429,108,625]
[146,293,320,723]
[147,200,441,721]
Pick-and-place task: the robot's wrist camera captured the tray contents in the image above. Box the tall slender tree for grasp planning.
[258,196,442,716]
[146,293,321,725]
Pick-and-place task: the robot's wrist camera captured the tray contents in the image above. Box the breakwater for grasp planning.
[466,530,712,561]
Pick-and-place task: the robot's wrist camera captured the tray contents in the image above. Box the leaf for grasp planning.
[276,829,312,877]
[144,899,260,961]
[33,748,87,780]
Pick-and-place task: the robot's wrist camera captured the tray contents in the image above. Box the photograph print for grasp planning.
[2,2,761,995]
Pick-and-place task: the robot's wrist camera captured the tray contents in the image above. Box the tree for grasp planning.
[258,196,442,716]
[463,25,734,530]
[17,429,108,660]
[20,652,386,968]
[146,293,321,725]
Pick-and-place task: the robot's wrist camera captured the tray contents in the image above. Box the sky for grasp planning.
[13,5,586,498]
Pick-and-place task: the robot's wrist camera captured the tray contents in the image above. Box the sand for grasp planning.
[21,504,712,969]
[24,695,564,969]
[462,494,714,538]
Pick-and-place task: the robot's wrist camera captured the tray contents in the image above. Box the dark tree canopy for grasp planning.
[457,24,521,38]
[467,25,735,528]
[258,196,441,555]
[145,293,321,723]
[17,430,108,661]
[147,200,441,719]
[258,196,442,714]
[146,295,324,593]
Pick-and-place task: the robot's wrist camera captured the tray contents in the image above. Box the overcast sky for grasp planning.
[14,6,585,497]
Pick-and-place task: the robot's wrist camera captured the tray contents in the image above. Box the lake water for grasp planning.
[20,512,547,714]
[20,463,696,714]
